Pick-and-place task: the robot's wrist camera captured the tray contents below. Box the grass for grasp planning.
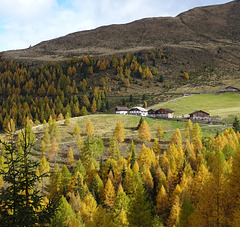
[30,114,228,166]
[33,114,227,148]
[148,92,240,119]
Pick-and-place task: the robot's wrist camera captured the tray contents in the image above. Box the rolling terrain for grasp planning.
[1,1,240,93]
[149,92,240,120]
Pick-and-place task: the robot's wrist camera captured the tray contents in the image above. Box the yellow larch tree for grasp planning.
[156,124,164,141]
[66,147,75,168]
[49,137,58,163]
[85,119,94,135]
[91,98,97,113]
[138,120,151,142]
[104,178,116,209]
[113,121,125,142]
[79,193,97,224]
[152,138,161,155]
[170,128,182,148]
[142,166,154,193]
[138,144,155,169]
[156,185,169,218]
[184,119,192,141]
[167,195,181,227]
[72,124,80,138]
[191,123,202,143]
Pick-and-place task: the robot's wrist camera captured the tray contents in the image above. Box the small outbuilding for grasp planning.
[220,86,239,92]
[155,108,174,118]
[189,110,210,120]
[129,106,148,117]
[115,107,129,115]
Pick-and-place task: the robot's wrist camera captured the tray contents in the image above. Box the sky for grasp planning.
[0,0,231,52]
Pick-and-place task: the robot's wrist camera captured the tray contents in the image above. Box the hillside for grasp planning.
[149,92,240,120]
[0,1,239,131]
[1,1,240,93]
[32,114,227,160]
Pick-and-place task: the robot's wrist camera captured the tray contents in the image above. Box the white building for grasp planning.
[129,107,148,116]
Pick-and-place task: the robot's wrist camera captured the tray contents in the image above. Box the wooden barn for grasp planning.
[115,107,129,115]
[155,108,174,118]
[148,109,156,117]
[189,110,210,120]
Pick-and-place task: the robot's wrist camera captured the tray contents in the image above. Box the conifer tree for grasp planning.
[73,123,80,138]
[79,193,97,224]
[167,195,181,227]
[113,120,125,142]
[104,178,116,209]
[108,137,120,160]
[85,119,94,135]
[184,119,193,141]
[61,165,72,197]
[138,120,151,142]
[76,133,83,155]
[156,124,164,141]
[156,185,169,218]
[233,116,240,132]
[152,138,161,155]
[50,196,83,227]
[128,182,152,227]
[38,155,50,193]
[91,98,97,113]
[191,123,202,143]
[49,137,58,164]
[170,128,182,148]
[67,147,75,168]
[0,120,53,226]
[129,140,137,168]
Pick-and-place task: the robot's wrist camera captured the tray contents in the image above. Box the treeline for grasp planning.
[0,49,167,129]
[0,118,240,226]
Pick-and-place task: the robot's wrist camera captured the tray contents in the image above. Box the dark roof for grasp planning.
[148,109,156,113]
[156,108,174,113]
[189,110,210,116]
[225,86,239,90]
[115,106,129,111]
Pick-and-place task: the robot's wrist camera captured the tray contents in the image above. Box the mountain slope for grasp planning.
[2,1,240,62]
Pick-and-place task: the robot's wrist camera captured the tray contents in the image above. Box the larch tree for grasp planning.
[76,133,83,156]
[73,123,80,138]
[138,120,151,142]
[170,128,182,148]
[167,195,181,227]
[104,178,116,209]
[108,137,120,160]
[156,185,169,219]
[85,119,95,135]
[49,137,58,164]
[91,98,97,113]
[129,140,137,168]
[184,119,193,141]
[152,138,161,155]
[156,124,164,141]
[67,147,75,168]
[191,123,202,143]
[128,182,153,227]
[113,121,125,143]
[50,196,83,227]
[79,193,97,224]
[38,155,50,193]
